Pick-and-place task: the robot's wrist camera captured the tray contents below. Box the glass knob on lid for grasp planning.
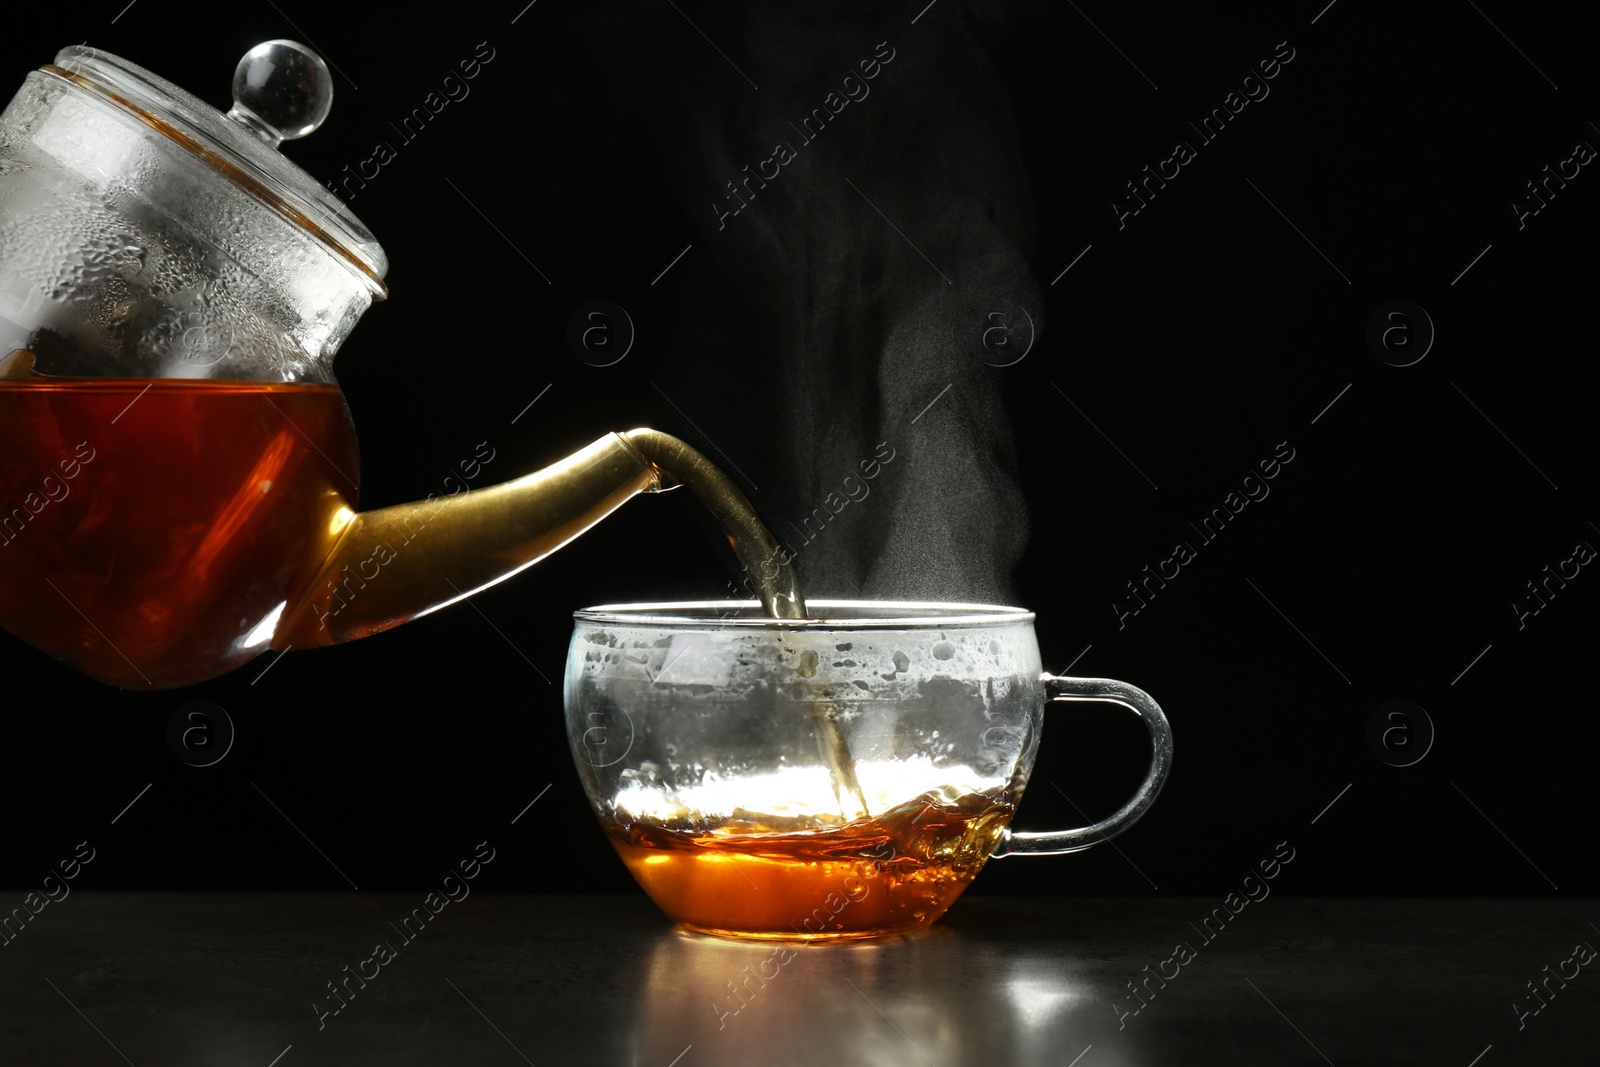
[227,39,334,147]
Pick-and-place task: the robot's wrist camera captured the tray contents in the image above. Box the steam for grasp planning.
[600,2,1038,604]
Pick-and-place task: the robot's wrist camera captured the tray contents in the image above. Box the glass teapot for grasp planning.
[0,42,795,689]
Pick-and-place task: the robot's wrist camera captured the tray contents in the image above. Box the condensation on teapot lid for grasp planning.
[45,41,388,298]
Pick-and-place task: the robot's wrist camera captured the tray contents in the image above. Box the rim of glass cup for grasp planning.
[572,599,1035,629]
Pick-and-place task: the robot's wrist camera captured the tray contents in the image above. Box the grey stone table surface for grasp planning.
[0,893,1594,1066]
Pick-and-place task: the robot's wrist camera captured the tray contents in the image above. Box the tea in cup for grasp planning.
[565,601,1172,940]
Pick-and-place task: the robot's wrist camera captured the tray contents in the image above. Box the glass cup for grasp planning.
[564,601,1172,941]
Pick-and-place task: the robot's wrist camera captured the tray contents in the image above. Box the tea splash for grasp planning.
[605,782,1013,940]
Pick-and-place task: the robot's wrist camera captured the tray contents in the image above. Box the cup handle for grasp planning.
[991,674,1173,857]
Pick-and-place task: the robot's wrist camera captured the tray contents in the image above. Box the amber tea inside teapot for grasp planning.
[0,42,800,688]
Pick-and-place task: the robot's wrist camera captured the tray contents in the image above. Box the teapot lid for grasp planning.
[46,41,388,297]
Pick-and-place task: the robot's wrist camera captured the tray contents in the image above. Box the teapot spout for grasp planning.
[274,431,664,649]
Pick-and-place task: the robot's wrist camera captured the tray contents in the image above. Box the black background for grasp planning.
[1,0,1595,902]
